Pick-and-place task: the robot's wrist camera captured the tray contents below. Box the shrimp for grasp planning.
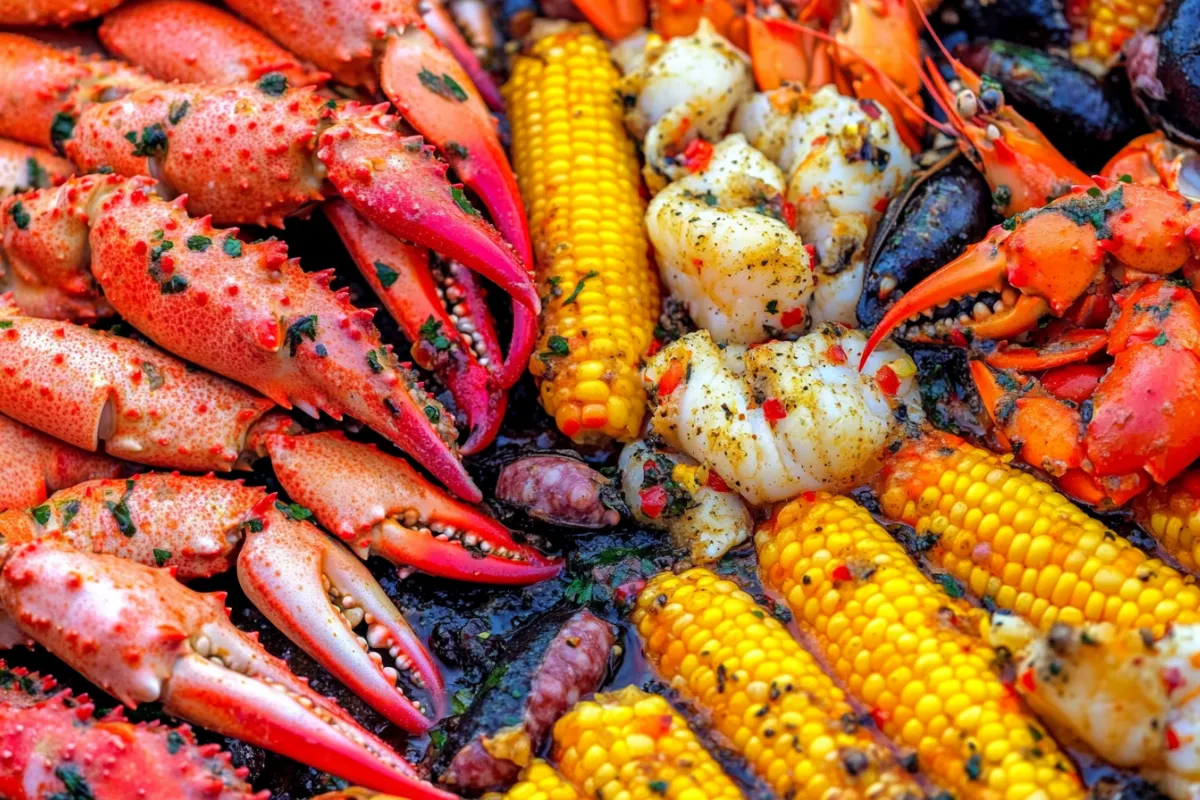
[619,439,752,562]
[643,325,922,505]
[644,134,814,344]
[991,615,1200,800]
[734,84,915,325]
[618,19,754,193]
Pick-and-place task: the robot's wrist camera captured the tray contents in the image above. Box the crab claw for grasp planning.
[418,0,505,112]
[237,504,445,730]
[320,102,537,314]
[325,201,506,453]
[861,230,1051,366]
[381,27,531,266]
[264,431,563,585]
[0,539,452,799]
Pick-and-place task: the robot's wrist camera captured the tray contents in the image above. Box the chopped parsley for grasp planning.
[106,480,136,537]
[50,112,76,154]
[58,499,80,528]
[159,275,189,294]
[275,501,313,522]
[284,314,319,356]
[419,316,453,351]
[366,349,385,373]
[451,185,479,216]
[935,573,963,598]
[31,505,51,526]
[374,260,399,289]
[186,235,212,252]
[766,299,778,314]
[257,72,288,96]
[9,201,30,230]
[48,764,93,800]
[130,123,168,158]
[222,237,243,257]
[424,405,441,424]
[153,548,171,566]
[562,270,598,305]
[168,100,190,125]
[1154,331,1169,346]
[445,141,469,159]
[450,687,474,714]
[418,68,469,102]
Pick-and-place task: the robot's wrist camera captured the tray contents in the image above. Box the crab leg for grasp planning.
[0,312,274,472]
[263,430,563,585]
[325,201,506,453]
[0,413,124,511]
[0,473,445,731]
[0,538,453,798]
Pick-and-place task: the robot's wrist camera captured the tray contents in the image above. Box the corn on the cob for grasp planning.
[874,436,1200,635]
[504,27,661,443]
[482,760,583,800]
[758,492,1086,800]
[553,685,744,800]
[1067,0,1162,66]
[1135,475,1200,573]
[630,568,922,800]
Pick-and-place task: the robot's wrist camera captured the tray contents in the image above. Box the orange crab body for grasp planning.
[866,181,1200,507]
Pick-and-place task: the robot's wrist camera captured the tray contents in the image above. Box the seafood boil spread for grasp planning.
[4,0,1200,798]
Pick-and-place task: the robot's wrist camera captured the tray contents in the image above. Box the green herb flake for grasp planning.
[419,316,453,351]
[168,99,190,125]
[223,237,243,258]
[565,574,594,604]
[935,573,964,598]
[451,185,479,216]
[159,275,189,294]
[1119,173,1133,184]
[562,270,599,306]
[546,335,570,356]
[58,499,80,528]
[0,321,11,330]
[187,235,212,252]
[450,688,474,714]
[130,123,168,158]
[374,260,399,289]
[30,505,51,526]
[366,349,384,373]
[649,780,669,794]
[965,753,982,781]
[153,548,171,567]
[1086,187,1102,198]
[48,764,94,800]
[275,500,313,522]
[49,113,77,155]
[106,480,136,537]
[424,405,441,424]
[243,518,264,534]
[445,141,469,159]
[166,730,185,755]
[429,729,448,750]
[1154,331,1169,346]
[257,72,288,96]
[285,314,319,356]
[25,157,48,190]
[9,201,30,230]
[766,299,778,314]
[418,68,469,102]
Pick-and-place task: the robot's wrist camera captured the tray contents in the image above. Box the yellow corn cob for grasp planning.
[1135,475,1200,573]
[482,760,583,800]
[758,492,1085,800]
[1068,0,1162,66]
[874,436,1200,635]
[630,568,922,800]
[553,686,744,800]
[504,27,661,443]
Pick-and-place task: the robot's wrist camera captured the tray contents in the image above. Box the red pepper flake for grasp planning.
[859,98,881,119]
[647,338,663,357]
[762,397,787,422]
[781,307,806,328]
[640,485,668,518]
[782,200,796,229]
[803,243,817,264]
[1167,725,1182,750]
[869,707,890,728]
[705,470,729,492]
[1164,666,1186,695]
[831,564,852,582]
[658,359,685,396]
[827,344,847,364]
[949,329,968,347]
[876,365,900,395]
[802,491,817,502]
[811,135,828,148]
[681,138,714,173]
[874,196,890,213]
[1019,668,1036,693]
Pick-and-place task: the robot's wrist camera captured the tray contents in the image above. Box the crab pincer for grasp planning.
[262,431,563,585]
[0,472,444,732]
[0,538,453,798]
[326,201,506,453]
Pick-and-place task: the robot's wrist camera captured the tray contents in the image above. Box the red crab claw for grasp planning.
[325,201,506,453]
[0,539,453,799]
[0,413,124,511]
[78,177,479,502]
[263,431,563,585]
[237,503,445,729]
[320,102,538,314]
[380,27,532,268]
[418,0,504,111]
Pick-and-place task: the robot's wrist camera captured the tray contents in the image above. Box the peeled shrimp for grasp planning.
[734,84,914,324]
[643,325,922,505]
[618,19,753,192]
[619,439,752,562]
[644,134,813,344]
